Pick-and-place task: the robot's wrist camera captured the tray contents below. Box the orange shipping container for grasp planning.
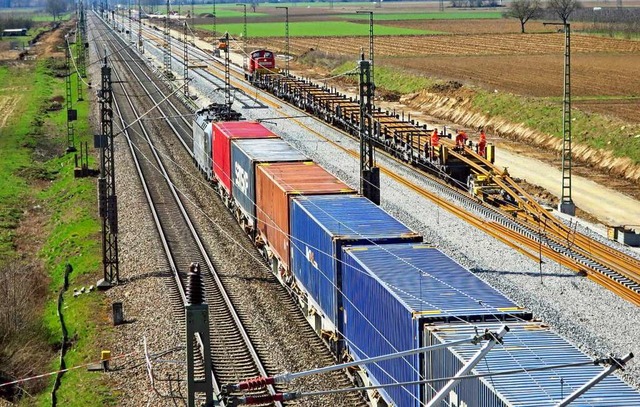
[256,161,355,270]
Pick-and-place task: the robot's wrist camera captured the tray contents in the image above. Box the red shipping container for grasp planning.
[213,121,278,193]
[255,161,355,270]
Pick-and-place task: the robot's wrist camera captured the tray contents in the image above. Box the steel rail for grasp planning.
[130,17,640,305]
[91,13,282,406]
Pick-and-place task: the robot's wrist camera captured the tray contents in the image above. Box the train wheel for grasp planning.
[352,372,370,403]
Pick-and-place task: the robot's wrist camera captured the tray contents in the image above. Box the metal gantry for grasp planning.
[138,0,143,53]
[358,55,380,205]
[237,3,247,71]
[64,36,77,153]
[212,0,217,52]
[356,11,374,98]
[163,0,172,77]
[542,21,574,215]
[221,32,232,111]
[128,0,132,42]
[183,21,189,97]
[75,2,85,101]
[559,23,575,215]
[97,55,119,287]
[276,6,289,77]
[185,264,213,407]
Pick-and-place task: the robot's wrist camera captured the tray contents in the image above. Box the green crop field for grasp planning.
[257,2,373,7]
[197,20,436,38]
[344,11,503,20]
[190,4,268,18]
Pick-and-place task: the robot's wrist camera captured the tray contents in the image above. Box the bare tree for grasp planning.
[548,0,582,24]
[46,0,68,21]
[507,0,542,33]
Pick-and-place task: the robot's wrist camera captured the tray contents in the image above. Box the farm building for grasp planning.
[2,28,28,37]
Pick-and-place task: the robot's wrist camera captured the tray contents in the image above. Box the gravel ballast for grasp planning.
[103,19,640,404]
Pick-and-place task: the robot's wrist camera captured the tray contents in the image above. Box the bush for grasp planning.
[0,258,50,402]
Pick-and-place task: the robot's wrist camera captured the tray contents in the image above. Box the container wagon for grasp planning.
[211,121,278,206]
[289,194,422,352]
[231,138,308,234]
[425,321,640,407]
[255,161,355,277]
[341,243,530,407]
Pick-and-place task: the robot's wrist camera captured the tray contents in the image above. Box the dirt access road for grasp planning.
[364,91,640,232]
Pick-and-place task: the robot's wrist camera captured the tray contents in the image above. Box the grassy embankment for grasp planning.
[0,54,116,405]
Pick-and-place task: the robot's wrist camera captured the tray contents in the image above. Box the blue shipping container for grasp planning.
[231,138,307,228]
[341,243,529,407]
[289,195,421,334]
[425,321,640,407]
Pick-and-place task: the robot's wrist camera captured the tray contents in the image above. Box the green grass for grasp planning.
[257,2,373,7]
[344,11,503,21]
[472,90,640,162]
[0,9,72,21]
[332,60,435,94]
[586,30,640,40]
[0,65,43,255]
[31,12,73,22]
[197,20,435,37]
[1,56,114,405]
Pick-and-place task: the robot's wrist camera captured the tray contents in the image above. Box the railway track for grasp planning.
[93,14,369,407]
[91,14,279,406]
[131,19,640,307]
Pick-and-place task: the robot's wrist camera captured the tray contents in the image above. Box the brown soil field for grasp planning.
[263,32,640,121]
[377,19,590,34]
[388,53,640,97]
[574,99,640,122]
[286,33,640,58]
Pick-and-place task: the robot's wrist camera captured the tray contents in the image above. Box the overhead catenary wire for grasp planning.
[224,330,504,392]
[119,40,604,404]
[106,6,540,340]
[121,27,608,406]
[90,14,624,406]
[104,8,544,354]
[228,358,620,406]
[97,30,508,404]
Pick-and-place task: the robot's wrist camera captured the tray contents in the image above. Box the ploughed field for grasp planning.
[243,11,640,122]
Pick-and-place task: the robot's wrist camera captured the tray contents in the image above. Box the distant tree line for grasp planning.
[558,7,640,37]
[504,0,640,36]
[451,0,501,7]
[0,15,35,32]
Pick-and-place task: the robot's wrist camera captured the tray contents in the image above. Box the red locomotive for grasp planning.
[248,49,275,77]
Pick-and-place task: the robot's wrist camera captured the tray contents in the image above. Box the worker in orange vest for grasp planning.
[429,129,439,160]
[431,128,439,147]
[478,129,487,157]
[455,130,468,149]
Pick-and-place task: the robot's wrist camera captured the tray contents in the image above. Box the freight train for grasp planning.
[192,105,640,406]
[246,51,532,209]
